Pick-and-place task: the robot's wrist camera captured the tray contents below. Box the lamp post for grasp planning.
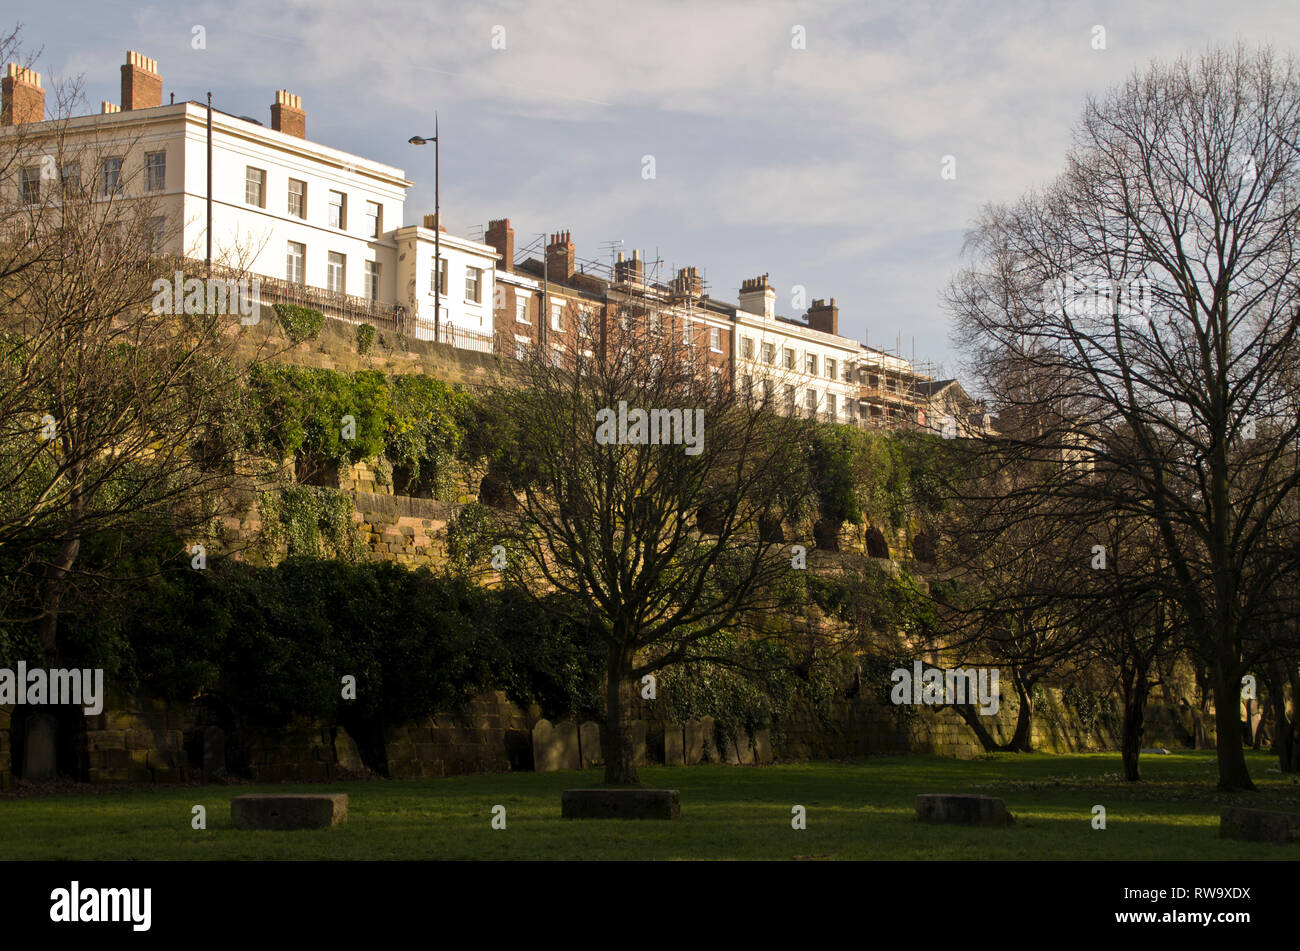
[409,117,439,342]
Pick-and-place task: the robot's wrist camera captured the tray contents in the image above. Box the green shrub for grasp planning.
[356,322,376,355]
[274,302,325,343]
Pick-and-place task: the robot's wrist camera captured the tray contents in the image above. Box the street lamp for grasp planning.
[409,117,439,342]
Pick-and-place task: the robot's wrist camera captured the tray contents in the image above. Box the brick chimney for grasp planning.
[1,64,44,125]
[546,230,575,282]
[807,297,839,335]
[486,218,514,271]
[120,51,161,111]
[739,274,776,319]
[613,249,644,285]
[422,213,447,232]
[672,266,702,299]
[271,90,305,138]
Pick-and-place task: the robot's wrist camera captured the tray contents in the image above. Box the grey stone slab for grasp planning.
[1220,806,1300,844]
[231,793,348,830]
[561,788,680,820]
[915,794,1013,827]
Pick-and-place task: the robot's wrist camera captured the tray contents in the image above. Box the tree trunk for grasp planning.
[1005,675,1034,752]
[1212,661,1255,791]
[601,648,638,785]
[23,534,80,782]
[1120,671,1149,783]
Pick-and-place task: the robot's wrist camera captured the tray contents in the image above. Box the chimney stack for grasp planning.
[271,90,305,138]
[738,274,776,319]
[101,101,121,114]
[672,266,702,299]
[807,297,839,335]
[120,51,161,111]
[546,230,575,282]
[1,64,44,125]
[614,249,646,285]
[422,213,447,232]
[486,218,515,272]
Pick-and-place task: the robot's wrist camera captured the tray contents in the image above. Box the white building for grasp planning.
[732,275,861,423]
[0,51,498,350]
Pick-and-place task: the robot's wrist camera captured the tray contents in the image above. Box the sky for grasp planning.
[9,0,1300,377]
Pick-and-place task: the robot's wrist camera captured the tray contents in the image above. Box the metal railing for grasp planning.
[184,257,410,336]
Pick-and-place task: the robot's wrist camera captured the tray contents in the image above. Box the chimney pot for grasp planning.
[2,63,44,125]
[271,89,306,138]
[120,50,162,111]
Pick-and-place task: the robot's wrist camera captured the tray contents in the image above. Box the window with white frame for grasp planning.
[742,336,754,360]
[145,151,166,192]
[145,216,167,252]
[328,190,346,229]
[783,348,795,370]
[827,393,837,419]
[514,335,530,361]
[103,157,125,197]
[806,389,817,413]
[806,353,818,375]
[785,385,796,413]
[288,179,307,218]
[710,326,722,351]
[364,260,380,301]
[826,358,837,380]
[327,252,345,293]
[19,166,39,204]
[365,200,382,238]
[515,295,529,324]
[245,166,265,207]
[762,342,774,365]
[286,241,305,284]
[465,266,482,303]
[682,318,693,347]
[432,257,447,295]
[551,301,564,332]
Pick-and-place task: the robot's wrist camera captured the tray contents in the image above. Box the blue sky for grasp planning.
[10,0,1300,375]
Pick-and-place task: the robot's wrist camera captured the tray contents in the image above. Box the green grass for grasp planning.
[2,751,1297,860]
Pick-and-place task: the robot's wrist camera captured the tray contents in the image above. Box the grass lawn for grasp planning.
[1,750,1297,860]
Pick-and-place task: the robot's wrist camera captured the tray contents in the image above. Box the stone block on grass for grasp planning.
[915,794,1014,827]
[231,793,348,830]
[561,788,680,820]
[1220,806,1300,844]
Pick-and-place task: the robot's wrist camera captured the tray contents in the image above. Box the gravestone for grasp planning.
[915,794,1014,827]
[332,727,364,772]
[23,715,58,782]
[629,719,647,766]
[532,719,580,772]
[752,728,772,764]
[231,793,348,830]
[202,725,226,780]
[579,721,603,768]
[683,720,704,765]
[663,723,685,766]
[1220,806,1300,844]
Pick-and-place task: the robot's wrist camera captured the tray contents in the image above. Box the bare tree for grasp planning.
[0,59,264,777]
[948,45,1300,790]
[480,305,816,784]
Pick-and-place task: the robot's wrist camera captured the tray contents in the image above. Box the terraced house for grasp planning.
[0,50,499,351]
